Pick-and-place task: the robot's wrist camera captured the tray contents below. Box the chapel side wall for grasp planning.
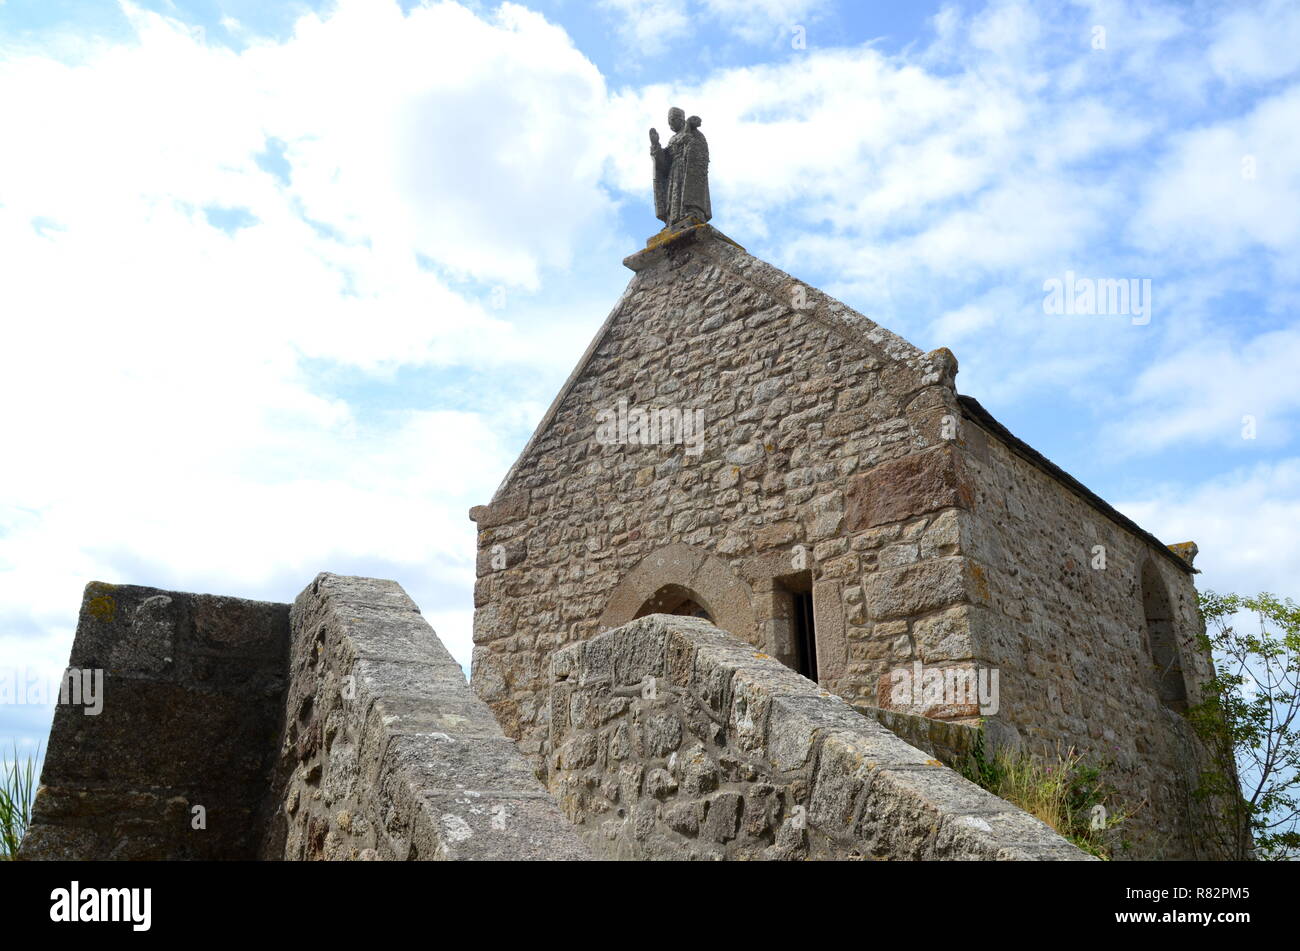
[469,237,975,768]
[956,419,1213,859]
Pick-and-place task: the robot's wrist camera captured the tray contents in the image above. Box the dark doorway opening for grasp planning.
[792,589,817,682]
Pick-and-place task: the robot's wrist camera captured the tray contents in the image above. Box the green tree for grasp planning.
[1189,591,1300,860]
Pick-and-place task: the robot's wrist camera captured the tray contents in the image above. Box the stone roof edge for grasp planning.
[957,394,1197,575]
[484,278,641,506]
[689,231,933,373]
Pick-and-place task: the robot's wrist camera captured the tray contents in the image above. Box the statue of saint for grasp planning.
[650,107,711,229]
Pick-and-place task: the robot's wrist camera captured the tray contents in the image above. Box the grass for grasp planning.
[959,732,1130,859]
[0,743,40,860]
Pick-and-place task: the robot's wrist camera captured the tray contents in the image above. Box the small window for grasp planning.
[773,571,818,683]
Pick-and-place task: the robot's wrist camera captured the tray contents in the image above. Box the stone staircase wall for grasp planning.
[547,613,1091,860]
[22,574,590,861]
[260,573,590,861]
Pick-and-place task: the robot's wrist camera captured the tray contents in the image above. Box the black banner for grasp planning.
[1,859,1280,937]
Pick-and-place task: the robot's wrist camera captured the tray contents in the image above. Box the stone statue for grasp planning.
[650,107,711,229]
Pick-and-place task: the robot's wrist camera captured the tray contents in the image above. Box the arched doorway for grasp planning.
[633,583,714,622]
[1141,560,1187,712]
[598,543,757,644]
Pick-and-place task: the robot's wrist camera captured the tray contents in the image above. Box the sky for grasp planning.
[1,0,1299,759]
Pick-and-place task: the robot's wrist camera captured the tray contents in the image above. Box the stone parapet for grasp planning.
[261,573,591,860]
[21,582,290,859]
[547,613,1091,860]
[22,574,591,861]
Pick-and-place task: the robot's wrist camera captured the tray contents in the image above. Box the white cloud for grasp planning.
[1101,327,1300,456]
[250,0,620,288]
[0,0,629,707]
[700,0,830,45]
[1118,459,1300,600]
[1130,82,1300,264]
[1208,0,1300,86]
[600,0,692,56]
[601,0,830,54]
[932,288,1019,343]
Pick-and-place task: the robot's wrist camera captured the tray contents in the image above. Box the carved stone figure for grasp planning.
[650,107,711,228]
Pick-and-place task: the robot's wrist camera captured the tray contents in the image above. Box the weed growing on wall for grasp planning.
[959,733,1130,859]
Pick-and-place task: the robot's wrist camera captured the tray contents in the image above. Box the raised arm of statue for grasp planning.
[651,125,670,224]
[650,127,669,170]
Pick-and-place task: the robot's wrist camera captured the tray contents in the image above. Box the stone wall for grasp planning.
[471,225,1221,858]
[852,704,981,768]
[259,573,590,861]
[548,613,1090,860]
[471,226,970,763]
[21,582,290,859]
[22,574,590,861]
[953,406,1213,858]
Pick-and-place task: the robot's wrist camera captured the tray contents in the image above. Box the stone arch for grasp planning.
[1141,559,1187,712]
[633,584,713,622]
[599,543,758,645]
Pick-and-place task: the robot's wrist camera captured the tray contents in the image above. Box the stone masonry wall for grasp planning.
[471,226,976,767]
[260,573,590,861]
[953,413,1213,859]
[22,582,290,860]
[471,226,1220,856]
[548,613,1090,860]
[853,704,980,768]
[23,574,589,861]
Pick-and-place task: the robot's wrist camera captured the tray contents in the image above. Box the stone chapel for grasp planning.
[468,112,1217,858]
[21,110,1224,862]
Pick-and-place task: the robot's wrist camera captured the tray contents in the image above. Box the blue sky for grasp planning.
[2,0,1299,760]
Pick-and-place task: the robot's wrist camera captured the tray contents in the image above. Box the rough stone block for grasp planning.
[765,693,864,772]
[865,557,971,620]
[911,604,978,662]
[702,792,741,842]
[845,445,974,531]
[469,490,530,529]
